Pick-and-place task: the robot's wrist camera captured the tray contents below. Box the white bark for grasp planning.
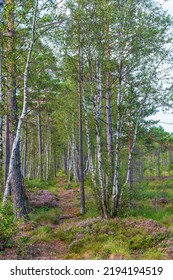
[82,85,96,189]
[111,59,123,216]
[95,60,107,218]
[3,0,38,205]
[67,142,72,187]
[45,142,49,183]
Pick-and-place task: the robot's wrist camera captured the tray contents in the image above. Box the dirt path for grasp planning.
[32,179,81,259]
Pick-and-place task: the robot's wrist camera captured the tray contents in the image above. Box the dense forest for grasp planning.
[1,0,173,260]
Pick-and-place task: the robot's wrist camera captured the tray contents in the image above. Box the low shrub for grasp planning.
[29,207,61,225]
[31,225,55,243]
[0,203,17,250]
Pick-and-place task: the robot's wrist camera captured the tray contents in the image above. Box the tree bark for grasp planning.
[4,116,10,185]
[95,60,107,218]
[106,22,114,187]
[71,126,78,181]
[78,46,85,214]
[23,118,28,177]
[3,0,38,219]
[37,101,43,181]
[82,84,96,190]
[111,59,123,217]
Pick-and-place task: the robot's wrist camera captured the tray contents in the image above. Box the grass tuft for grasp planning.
[29,207,61,225]
[31,225,55,243]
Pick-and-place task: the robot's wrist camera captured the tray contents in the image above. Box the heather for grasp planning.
[1,175,173,260]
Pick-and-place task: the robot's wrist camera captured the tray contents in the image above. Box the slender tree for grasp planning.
[3,0,38,219]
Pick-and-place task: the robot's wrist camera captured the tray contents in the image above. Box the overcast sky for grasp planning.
[157,0,173,14]
[147,0,173,133]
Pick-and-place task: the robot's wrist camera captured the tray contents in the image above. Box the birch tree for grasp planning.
[3,0,38,219]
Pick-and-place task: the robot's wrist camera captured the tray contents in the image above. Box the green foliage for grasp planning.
[123,178,173,226]
[141,248,166,260]
[83,201,100,219]
[31,226,55,243]
[0,203,18,250]
[29,207,61,225]
[101,238,131,259]
[25,178,57,194]
[0,171,3,191]
[56,217,171,259]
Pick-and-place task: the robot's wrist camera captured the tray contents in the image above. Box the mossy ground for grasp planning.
[0,175,173,260]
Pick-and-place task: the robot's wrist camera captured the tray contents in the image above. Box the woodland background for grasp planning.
[1,0,173,260]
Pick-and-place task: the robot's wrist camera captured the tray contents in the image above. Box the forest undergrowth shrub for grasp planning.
[83,200,100,219]
[0,171,3,192]
[29,207,61,225]
[57,217,171,259]
[146,180,173,199]
[141,248,166,260]
[25,178,57,193]
[0,203,17,250]
[31,225,55,243]
[127,204,173,225]
[102,238,131,259]
[123,178,173,224]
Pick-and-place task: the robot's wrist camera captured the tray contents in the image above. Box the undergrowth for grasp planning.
[31,225,55,243]
[29,207,61,225]
[0,203,18,251]
[25,178,57,194]
[1,175,173,260]
[56,217,172,259]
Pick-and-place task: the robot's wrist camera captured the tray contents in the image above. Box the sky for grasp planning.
[157,0,173,14]
[147,0,173,133]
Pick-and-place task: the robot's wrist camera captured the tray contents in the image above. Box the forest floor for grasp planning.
[1,174,173,260]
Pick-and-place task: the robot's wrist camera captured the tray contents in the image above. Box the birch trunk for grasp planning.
[106,23,114,187]
[71,126,78,181]
[67,142,72,187]
[4,116,10,185]
[82,85,96,189]
[111,60,123,217]
[37,101,43,181]
[23,118,28,178]
[45,142,49,183]
[78,46,85,214]
[95,61,107,218]
[53,144,57,177]
[3,0,38,219]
